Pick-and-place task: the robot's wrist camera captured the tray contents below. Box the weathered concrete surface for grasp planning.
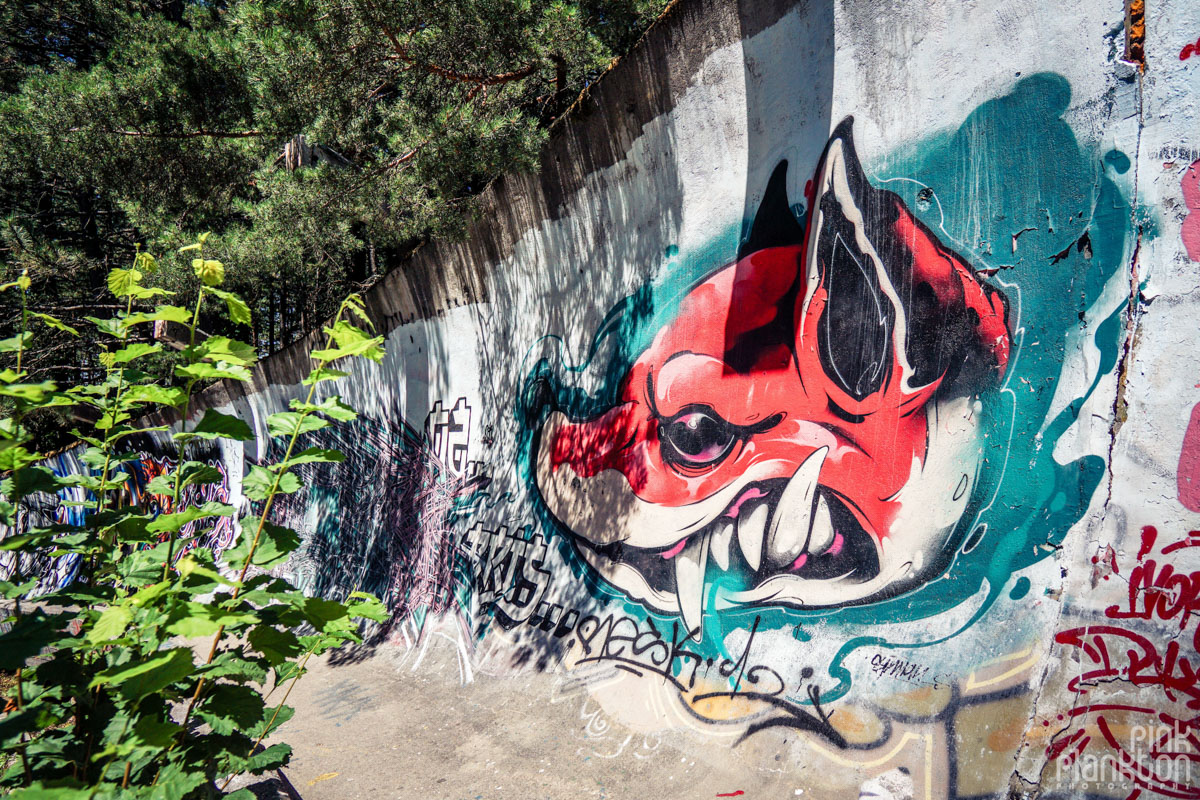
[271,644,806,800]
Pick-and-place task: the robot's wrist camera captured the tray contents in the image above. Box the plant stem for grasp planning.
[162,287,207,579]
[217,648,314,792]
[176,305,348,735]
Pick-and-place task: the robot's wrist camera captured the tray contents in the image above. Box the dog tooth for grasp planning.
[737,503,769,571]
[765,447,828,568]
[674,532,709,641]
[710,520,734,571]
[806,494,835,556]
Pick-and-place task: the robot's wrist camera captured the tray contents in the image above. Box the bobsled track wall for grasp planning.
[8,0,1200,796]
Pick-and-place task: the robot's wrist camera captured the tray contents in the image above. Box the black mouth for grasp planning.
[576,481,881,605]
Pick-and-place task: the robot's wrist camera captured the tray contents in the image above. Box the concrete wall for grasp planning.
[9,0,1200,796]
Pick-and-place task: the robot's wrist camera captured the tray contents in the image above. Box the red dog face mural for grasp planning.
[534,119,1011,637]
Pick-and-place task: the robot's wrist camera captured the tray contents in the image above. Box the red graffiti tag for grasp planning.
[1050,527,1200,797]
[1181,35,1200,61]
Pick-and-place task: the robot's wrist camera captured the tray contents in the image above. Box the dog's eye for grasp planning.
[659,407,737,468]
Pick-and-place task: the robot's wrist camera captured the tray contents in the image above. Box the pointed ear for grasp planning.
[798,117,1012,403]
[799,117,900,402]
[738,161,806,260]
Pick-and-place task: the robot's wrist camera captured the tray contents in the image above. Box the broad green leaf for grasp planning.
[191,408,253,441]
[266,411,328,439]
[242,741,292,774]
[302,366,349,386]
[109,342,162,363]
[145,501,235,534]
[124,305,192,327]
[88,606,133,644]
[165,603,256,638]
[90,647,194,700]
[7,783,93,799]
[129,580,171,607]
[29,312,79,336]
[0,381,56,401]
[175,361,252,382]
[144,474,174,495]
[347,591,389,623]
[193,257,224,286]
[0,331,32,353]
[290,395,357,422]
[247,624,303,666]
[242,465,300,501]
[1,465,63,501]
[174,555,237,588]
[107,267,143,297]
[0,612,60,670]
[208,287,252,326]
[178,461,223,488]
[0,578,38,599]
[123,384,187,407]
[199,648,269,684]
[196,335,256,367]
[221,517,299,569]
[134,250,158,274]
[85,315,124,337]
[275,447,345,471]
[248,703,295,740]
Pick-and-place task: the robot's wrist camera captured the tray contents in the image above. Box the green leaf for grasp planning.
[7,783,93,799]
[123,384,187,407]
[124,304,192,327]
[196,335,256,367]
[0,613,60,670]
[199,648,269,684]
[290,395,357,422]
[301,596,351,633]
[28,312,79,336]
[195,683,264,735]
[275,447,345,470]
[130,714,182,748]
[221,517,299,569]
[90,647,194,700]
[88,606,133,644]
[347,591,389,623]
[134,250,158,274]
[174,361,252,382]
[107,266,143,297]
[302,366,350,386]
[311,319,384,363]
[145,501,235,534]
[0,380,56,401]
[165,603,256,638]
[266,411,328,439]
[1,465,64,501]
[0,331,32,353]
[208,287,252,326]
[191,408,253,441]
[193,257,225,286]
[242,465,300,501]
[242,742,292,774]
[109,342,162,363]
[247,625,303,666]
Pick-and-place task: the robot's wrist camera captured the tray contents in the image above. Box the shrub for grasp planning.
[0,237,387,798]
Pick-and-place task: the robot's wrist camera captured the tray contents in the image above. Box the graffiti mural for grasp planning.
[10,0,1200,795]
[531,119,1011,636]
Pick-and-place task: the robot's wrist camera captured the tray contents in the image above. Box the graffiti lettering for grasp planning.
[463,521,550,626]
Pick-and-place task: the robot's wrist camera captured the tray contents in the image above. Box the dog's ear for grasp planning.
[738,161,807,260]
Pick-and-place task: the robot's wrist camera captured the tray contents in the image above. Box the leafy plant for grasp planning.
[0,236,387,797]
